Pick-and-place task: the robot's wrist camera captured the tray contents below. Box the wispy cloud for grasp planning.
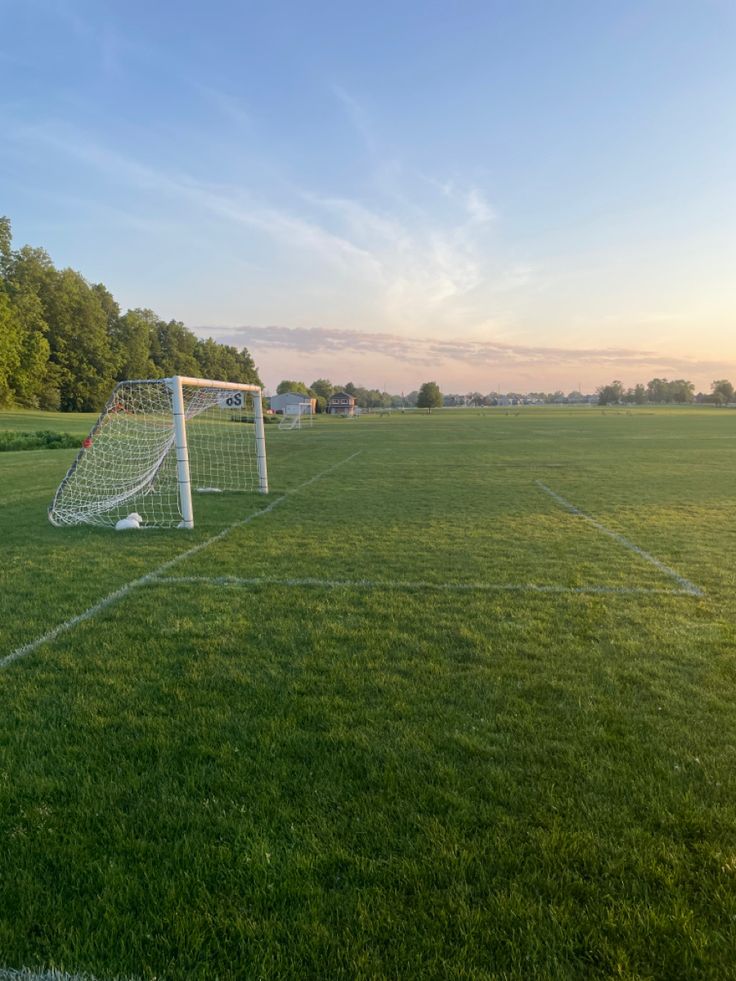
[9,117,517,333]
[301,183,503,325]
[8,122,382,276]
[205,325,734,376]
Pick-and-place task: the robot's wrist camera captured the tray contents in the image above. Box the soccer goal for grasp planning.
[278,403,313,430]
[48,376,268,529]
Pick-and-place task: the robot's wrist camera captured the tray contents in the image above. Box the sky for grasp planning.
[2,0,735,394]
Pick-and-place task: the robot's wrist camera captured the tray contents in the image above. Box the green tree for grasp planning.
[0,230,53,407]
[646,378,669,403]
[417,381,443,412]
[150,319,200,378]
[0,216,11,275]
[0,218,265,409]
[352,386,370,408]
[310,378,334,406]
[111,308,157,381]
[669,379,694,404]
[711,379,734,406]
[12,303,53,406]
[42,268,118,410]
[597,381,624,405]
[276,379,311,396]
[92,283,121,335]
[0,291,23,405]
[632,383,647,404]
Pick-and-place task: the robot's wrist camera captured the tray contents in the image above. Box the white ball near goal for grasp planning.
[115,512,142,530]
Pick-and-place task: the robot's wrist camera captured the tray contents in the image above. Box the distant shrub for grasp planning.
[0,430,81,452]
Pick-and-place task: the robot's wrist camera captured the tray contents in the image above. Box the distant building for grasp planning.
[328,392,357,415]
[269,392,315,415]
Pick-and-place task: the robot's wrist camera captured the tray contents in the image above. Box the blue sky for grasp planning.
[2,0,735,392]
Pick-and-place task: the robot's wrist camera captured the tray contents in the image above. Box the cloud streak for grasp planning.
[9,117,517,334]
[204,325,734,376]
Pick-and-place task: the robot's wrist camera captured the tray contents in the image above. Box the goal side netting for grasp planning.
[48,376,268,529]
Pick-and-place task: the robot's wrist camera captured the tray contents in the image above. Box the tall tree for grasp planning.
[668,379,694,404]
[276,379,311,396]
[310,378,334,401]
[646,378,669,403]
[42,268,117,410]
[711,379,734,405]
[0,226,53,407]
[632,383,647,404]
[111,308,157,380]
[0,292,23,406]
[194,337,261,385]
[597,381,624,405]
[0,216,11,275]
[149,319,200,377]
[417,381,443,411]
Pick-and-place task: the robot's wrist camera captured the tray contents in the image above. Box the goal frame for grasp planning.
[49,375,269,530]
[171,376,268,528]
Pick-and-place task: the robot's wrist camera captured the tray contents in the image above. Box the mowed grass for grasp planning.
[1,406,736,980]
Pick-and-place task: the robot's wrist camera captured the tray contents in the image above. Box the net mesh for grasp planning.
[278,403,313,430]
[49,380,261,528]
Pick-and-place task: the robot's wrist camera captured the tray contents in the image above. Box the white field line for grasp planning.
[0,452,361,670]
[535,480,703,597]
[151,575,696,598]
[0,970,136,981]
[0,970,132,981]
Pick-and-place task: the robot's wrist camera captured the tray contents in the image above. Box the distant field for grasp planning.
[0,409,95,437]
[1,406,736,980]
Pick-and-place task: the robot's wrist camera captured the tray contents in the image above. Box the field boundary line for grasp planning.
[0,452,361,670]
[535,480,703,597]
[151,574,696,598]
[0,968,131,981]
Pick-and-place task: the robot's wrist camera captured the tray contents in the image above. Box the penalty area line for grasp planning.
[150,575,698,598]
[0,452,361,671]
[535,481,703,597]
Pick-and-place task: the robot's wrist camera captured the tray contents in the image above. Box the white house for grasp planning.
[269,392,316,415]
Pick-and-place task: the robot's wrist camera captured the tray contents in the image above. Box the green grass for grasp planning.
[0,409,94,437]
[1,406,736,979]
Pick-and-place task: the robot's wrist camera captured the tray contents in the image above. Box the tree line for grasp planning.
[0,218,260,411]
[274,378,444,412]
[597,378,735,406]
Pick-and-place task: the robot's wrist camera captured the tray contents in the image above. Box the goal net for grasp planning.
[278,403,313,430]
[48,376,268,529]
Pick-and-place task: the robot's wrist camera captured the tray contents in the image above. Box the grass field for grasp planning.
[1,406,736,980]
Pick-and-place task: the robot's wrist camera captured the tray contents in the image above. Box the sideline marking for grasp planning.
[0,971,131,981]
[0,452,361,670]
[535,481,703,597]
[0,970,126,981]
[152,574,697,598]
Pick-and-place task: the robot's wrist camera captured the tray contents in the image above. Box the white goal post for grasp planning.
[48,376,268,529]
